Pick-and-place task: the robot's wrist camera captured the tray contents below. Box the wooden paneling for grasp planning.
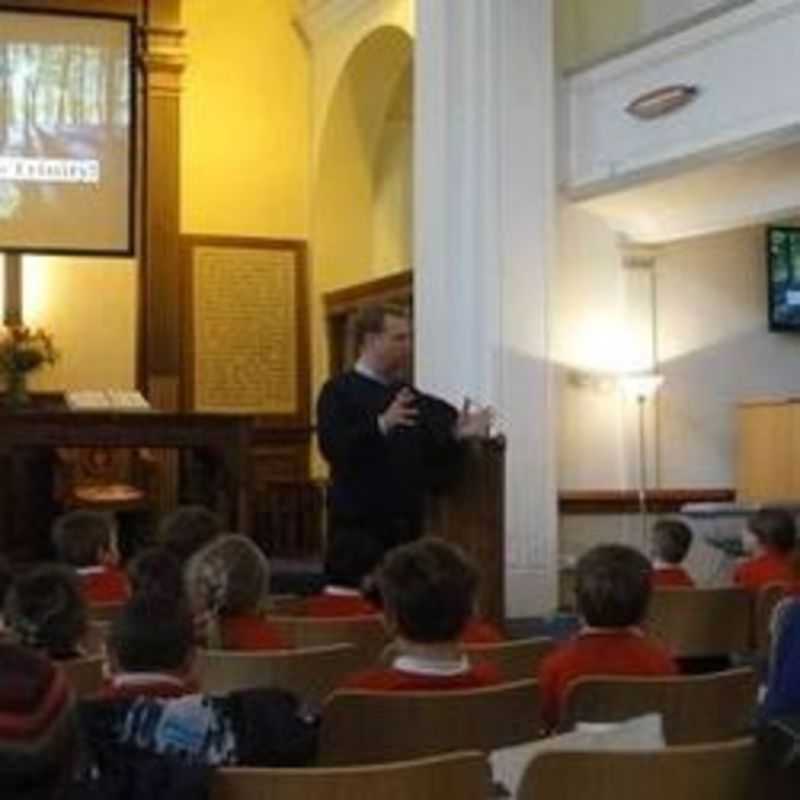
[559,488,736,515]
[737,399,798,503]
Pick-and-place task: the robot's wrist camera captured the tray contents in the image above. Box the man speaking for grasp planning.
[316,305,490,557]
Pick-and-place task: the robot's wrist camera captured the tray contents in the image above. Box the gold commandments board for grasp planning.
[191,245,298,414]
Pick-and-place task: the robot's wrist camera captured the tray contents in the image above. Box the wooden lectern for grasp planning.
[737,397,800,503]
[425,436,506,625]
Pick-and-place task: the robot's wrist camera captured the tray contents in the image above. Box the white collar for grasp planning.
[354,359,390,386]
[579,626,644,638]
[652,560,680,570]
[392,654,470,676]
[77,566,107,576]
[111,672,187,689]
[324,586,361,597]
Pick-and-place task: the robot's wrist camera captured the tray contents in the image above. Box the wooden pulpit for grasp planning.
[425,436,506,625]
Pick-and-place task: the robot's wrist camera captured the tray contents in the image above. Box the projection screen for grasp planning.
[0,9,136,255]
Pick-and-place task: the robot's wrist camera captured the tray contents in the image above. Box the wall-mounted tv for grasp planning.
[0,7,136,256]
[767,225,800,332]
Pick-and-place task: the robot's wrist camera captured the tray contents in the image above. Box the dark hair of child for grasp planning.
[51,510,114,567]
[377,537,478,643]
[109,595,194,673]
[748,507,797,555]
[127,546,184,603]
[159,505,224,564]
[5,564,88,659]
[652,518,693,565]
[575,544,653,628]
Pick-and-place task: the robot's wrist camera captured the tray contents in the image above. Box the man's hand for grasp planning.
[454,398,493,440]
[379,387,418,434]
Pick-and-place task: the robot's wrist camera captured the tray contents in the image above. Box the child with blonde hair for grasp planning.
[185,534,287,650]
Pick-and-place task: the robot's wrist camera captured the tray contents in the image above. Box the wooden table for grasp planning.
[0,407,253,561]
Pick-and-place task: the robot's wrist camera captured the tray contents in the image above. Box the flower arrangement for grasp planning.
[0,325,58,407]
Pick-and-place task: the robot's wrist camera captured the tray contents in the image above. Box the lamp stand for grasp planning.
[636,393,648,546]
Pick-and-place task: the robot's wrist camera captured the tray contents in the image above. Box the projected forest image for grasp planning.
[769,228,800,330]
[0,32,132,252]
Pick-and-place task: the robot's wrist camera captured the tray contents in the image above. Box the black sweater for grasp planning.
[316,371,462,522]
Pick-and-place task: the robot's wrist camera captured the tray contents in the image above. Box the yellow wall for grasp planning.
[181,0,310,238]
[22,256,137,391]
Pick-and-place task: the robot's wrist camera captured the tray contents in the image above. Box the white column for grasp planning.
[415,0,558,615]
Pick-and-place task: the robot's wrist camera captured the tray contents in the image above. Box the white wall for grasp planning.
[657,225,800,486]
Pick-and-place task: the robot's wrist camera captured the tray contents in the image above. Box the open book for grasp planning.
[65,390,151,412]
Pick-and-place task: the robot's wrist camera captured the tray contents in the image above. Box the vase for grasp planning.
[5,371,30,410]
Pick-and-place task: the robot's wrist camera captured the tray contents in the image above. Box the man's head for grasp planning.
[575,544,652,628]
[109,595,194,676]
[52,510,117,568]
[746,507,797,555]
[652,518,693,565]
[354,305,411,381]
[377,537,478,643]
[0,645,79,796]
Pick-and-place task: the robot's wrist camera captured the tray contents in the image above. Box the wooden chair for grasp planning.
[517,737,757,800]
[560,668,758,745]
[269,615,387,663]
[267,594,305,614]
[319,679,542,766]
[212,750,490,800]
[60,655,105,698]
[465,637,553,681]
[54,447,160,513]
[754,581,788,657]
[196,643,361,702]
[645,587,752,657]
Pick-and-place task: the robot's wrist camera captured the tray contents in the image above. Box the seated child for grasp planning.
[160,505,223,564]
[341,537,502,691]
[52,510,129,605]
[538,544,677,730]
[0,643,87,800]
[102,595,197,699]
[185,534,287,651]
[5,564,88,660]
[302,531,383,617]
[651,518,695,588]
[82,597,317,769]
[127,546,184,604]
[734,507,796,592]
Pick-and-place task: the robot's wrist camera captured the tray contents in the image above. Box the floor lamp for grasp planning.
[621,373,664,545]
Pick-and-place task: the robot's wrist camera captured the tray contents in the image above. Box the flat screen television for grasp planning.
[767,225,800,332]
[0,7,136,256]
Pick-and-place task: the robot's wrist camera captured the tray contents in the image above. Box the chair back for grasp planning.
[319,679,541,765]
[517,737,757,800]
[645,587,751,657]
[465,637,553,681]
[269,614,387,663]
[212,750,490,800]
[561,668,758,745]
[196,643,361,702]
[60,655,105,698]
[754,582,788,656]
